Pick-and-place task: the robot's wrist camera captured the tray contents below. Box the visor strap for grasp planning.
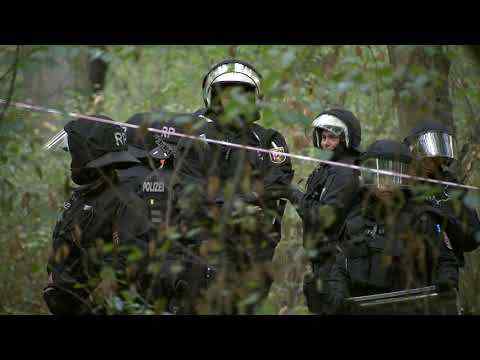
[313,129,320,148]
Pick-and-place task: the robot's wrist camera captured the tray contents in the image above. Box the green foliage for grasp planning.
[0,110,68,314]
[1,45,479,314]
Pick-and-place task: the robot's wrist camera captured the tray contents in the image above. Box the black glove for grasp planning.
[288,185,304,205]
[303,272,348,315]
[43,286,93,315]
[264,184,304,203]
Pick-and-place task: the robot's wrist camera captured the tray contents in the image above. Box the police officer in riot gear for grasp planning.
[139,120,215,314]
[288,109,362,314]
[174,59,294,314]
[322,140,460,315]
[120,110,206,313]
[136,126,183,313]
[404,120,480,266]
[43,116,152,315]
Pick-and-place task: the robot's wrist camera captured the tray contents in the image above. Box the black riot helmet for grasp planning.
[202,59,262,110]
[125,113,152,160]
[125,112,183,165]
[311,108,362,153]
[44,115,140,169]
[403,120,456,164]
[359,139,412,189]
[44,115,140,185]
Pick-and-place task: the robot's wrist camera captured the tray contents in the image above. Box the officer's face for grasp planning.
[217,84,255,107]
[213,84,257,123]
[371,185,407,208]
[320,130,340,151]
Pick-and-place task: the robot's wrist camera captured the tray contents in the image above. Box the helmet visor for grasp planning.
[409,131,456,160]
[43,129,69,152]
[311,114,349,148]
[360,158,410,188]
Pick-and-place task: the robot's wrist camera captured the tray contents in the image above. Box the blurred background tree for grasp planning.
[0,45,478,314]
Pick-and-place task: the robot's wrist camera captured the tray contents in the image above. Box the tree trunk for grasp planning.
[22,46,91,111]
[388,45,454,140]
[20,45,115,124]
[88,46,109,94]
[459,46,480,184]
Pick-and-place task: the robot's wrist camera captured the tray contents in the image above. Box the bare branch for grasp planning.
[0,45,20,122]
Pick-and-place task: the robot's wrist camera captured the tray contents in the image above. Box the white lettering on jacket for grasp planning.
[142,182,165,193]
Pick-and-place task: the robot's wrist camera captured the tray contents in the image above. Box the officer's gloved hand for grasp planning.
[303,272,326,314]
[303,272,347,315]
[264,184,304,203]
[43,286,92,315]
[287,185,304,204]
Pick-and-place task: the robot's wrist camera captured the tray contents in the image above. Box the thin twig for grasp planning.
[367,45,382,112]
[0,45,20,122]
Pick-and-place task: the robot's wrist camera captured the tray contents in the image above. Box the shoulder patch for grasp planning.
[269,146,286,164]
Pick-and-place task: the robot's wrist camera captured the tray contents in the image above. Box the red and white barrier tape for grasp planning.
[1,98,479,191]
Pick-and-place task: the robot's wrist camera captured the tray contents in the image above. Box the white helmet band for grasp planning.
[203,62,261,107]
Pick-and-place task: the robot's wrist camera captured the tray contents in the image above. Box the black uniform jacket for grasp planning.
[140,167,177,229]
[44,175,152,315]
[174,114,294,245]
[325,192,459,313]
[117,163,153,194]
[413,183,480,266]
[294,154,360,259]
